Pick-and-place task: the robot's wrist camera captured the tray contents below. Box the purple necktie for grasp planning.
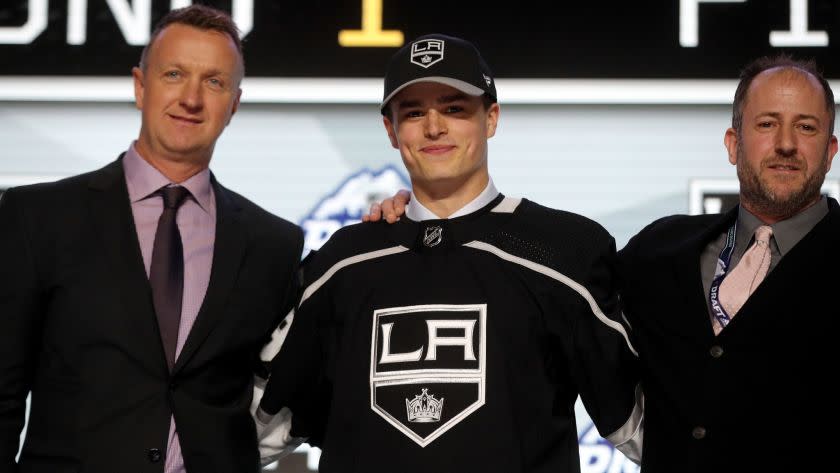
[150,185,190,370]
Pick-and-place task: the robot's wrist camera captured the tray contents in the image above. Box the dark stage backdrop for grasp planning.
[1,0,839,79]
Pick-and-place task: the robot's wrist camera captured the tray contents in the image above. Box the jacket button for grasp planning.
[692,426,707,439]
[148,448,162,463]
[709,345,724,358]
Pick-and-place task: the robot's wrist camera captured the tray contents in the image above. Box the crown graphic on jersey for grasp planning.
[405,388,444,423]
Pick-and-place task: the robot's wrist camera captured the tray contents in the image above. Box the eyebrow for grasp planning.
[757,111,822,123]
[157,62,231,77]
[437,93,469,104]
[396,92,470,111]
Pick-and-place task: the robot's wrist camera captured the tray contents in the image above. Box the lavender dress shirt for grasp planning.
[123,144,216,473]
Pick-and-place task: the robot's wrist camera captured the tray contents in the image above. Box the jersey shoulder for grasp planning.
[301,220,401,282]
[478,199,615,274]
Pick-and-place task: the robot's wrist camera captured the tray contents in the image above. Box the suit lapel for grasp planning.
[669,207,738,338]
[87,157,168,372]
[173,179,247,374]
[727,198,840,325]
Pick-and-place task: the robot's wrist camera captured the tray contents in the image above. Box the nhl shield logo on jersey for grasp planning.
[422,226,443,247]
[410,39,445,68]
[370,304,486,447]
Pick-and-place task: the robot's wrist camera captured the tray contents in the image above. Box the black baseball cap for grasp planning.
[381,33,497,113]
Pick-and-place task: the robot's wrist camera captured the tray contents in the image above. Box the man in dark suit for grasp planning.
[0,5,302,473]
[618,56,837,472]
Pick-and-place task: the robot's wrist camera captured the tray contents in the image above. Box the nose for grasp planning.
[179,78,204,111]
[775,124,797,158]
[423,109,447,138]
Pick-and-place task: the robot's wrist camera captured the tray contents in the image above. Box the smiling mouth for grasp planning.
[169,114,202,125]
[421,145,455,154]
[767,163,801,171]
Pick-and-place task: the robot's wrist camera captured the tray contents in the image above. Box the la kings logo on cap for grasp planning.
[371,304,486,447]
[411,39,444,68]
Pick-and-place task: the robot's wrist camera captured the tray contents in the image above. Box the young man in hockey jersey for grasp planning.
[255,34,642,472]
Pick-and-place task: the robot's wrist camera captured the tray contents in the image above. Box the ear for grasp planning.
[724,127,739,165]
[485,102,500,138]
[827,134,838,172]
[383,115,399,149]
[132,66,145,111]
[226,88,242,125]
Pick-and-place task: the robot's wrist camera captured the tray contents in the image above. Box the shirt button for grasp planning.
[709,345,724,358]
[148,448,162,463]
[692,426,707,439]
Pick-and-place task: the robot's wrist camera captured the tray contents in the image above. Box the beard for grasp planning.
[736,142,830,220]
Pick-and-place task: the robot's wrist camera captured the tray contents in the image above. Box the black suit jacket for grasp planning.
[0,158,303,473]
[618,199,839,472]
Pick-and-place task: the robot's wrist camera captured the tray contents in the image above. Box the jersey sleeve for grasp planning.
[258,249,332,445]
[552,232,643,462]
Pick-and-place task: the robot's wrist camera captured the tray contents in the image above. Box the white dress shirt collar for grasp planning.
[405,178,499,221]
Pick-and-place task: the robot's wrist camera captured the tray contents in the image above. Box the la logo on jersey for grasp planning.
[370,304,486,447]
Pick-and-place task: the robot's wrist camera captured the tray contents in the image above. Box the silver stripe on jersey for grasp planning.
[300,245,410,305]
[490,197,522,214]
[606,383,644,464]
[462,240,638,357]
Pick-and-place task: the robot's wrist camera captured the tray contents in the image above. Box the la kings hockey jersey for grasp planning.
[261,194,642,473]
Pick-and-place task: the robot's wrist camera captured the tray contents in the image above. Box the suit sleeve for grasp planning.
[0,189,44,469]
[558,235,643,463]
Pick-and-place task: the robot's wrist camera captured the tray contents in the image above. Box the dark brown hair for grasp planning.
[732,54,834,133]
[139,4,243,73]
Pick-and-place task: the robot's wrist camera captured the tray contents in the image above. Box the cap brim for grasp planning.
[380,77,485,111]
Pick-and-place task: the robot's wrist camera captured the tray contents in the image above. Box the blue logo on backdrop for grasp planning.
[300,166,410,255]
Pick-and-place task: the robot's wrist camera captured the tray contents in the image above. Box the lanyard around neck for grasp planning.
[708,222,738,329]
